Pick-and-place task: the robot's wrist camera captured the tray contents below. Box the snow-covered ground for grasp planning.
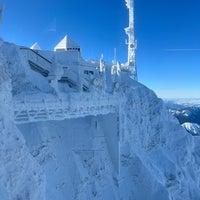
[1,39,200,200]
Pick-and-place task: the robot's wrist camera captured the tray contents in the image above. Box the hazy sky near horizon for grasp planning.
[1,0,200,98]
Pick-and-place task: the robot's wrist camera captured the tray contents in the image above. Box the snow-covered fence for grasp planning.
[13,93,119,124]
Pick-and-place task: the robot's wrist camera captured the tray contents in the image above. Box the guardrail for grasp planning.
[20,47,52,64]
[13,93,120,124]
[20,47,52,74]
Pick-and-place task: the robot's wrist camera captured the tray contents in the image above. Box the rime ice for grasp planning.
[0,37,200,200]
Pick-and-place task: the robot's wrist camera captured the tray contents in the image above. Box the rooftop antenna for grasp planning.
[114,48,117,65]
[125,0,138,81]
[100,54,105,73]
[0,1,4,24]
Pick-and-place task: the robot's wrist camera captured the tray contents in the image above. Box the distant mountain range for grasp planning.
[165,98,200,135]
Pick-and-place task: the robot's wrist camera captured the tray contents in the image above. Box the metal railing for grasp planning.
[13,93,120,124]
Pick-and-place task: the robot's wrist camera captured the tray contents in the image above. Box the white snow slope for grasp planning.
[0,39,200,200]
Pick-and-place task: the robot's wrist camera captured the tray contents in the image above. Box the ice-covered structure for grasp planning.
[0,35,200,200]
[54,35,80,52]
[1,0,200,199]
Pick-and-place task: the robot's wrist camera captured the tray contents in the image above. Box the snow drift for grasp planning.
[0,39,200,200]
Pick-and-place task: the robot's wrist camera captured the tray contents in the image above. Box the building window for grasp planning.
[84,70,94,75]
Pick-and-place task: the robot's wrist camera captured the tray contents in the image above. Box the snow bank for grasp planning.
[17,80,200,199]
[0,108,46,200]
[119,79,200,200]
[0,39,53,96]
[0,42,45,200]
[18,115,119,200]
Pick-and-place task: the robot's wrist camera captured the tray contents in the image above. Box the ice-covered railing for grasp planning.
[20,47,52,73]
[13,93,120,124]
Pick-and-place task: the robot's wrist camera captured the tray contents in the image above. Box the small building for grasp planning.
[54,35,80,52]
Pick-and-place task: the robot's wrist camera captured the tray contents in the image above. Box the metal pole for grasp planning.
[125,0,138,81]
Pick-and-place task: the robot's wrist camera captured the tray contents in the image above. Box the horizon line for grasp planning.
[164,48,200,52]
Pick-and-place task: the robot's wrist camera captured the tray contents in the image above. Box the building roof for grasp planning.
[54,35,80,52]
[30,42,41,50]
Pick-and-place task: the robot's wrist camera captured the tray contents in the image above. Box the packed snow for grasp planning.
[1,38,200,200]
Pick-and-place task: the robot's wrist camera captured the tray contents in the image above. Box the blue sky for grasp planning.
[1,0,200,98]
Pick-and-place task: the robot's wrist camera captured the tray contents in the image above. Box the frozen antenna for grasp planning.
[125,0,138,81]
[113,48,117,65]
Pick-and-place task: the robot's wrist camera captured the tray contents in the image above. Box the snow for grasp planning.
[165,98,200,107]
[165,98,200,136]
[1,39,200,200]
[182,123,200,136]
[0,45,45,200]
[169,109,192,117]
[18,114,119,200]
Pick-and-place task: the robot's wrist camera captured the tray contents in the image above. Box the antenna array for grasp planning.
[125,0,138,81]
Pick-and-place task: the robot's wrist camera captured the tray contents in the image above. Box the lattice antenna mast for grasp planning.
[125,0,138,81]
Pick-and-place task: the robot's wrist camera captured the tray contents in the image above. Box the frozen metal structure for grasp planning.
[8,0,139,175]
[125,0,138,81]
[13,93,119,124]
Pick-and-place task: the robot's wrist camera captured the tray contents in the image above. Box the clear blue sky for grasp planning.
[1,0,200,98]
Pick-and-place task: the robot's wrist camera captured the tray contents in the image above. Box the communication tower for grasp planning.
[125,0,138,81]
